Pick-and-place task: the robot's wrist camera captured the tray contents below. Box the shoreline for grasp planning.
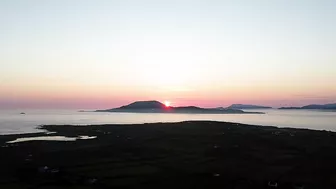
[0,119,332,138]
[1,121,336,188]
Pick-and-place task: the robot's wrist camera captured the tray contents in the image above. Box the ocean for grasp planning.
[0,109,335,134]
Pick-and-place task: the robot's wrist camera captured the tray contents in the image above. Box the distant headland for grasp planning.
[96,100,263,114]
[279,103,336,110]
[227,104,272,109]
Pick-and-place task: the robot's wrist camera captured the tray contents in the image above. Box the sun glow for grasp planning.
[164,101,171,107]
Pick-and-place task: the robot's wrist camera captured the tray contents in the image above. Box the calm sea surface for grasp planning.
[0,109,335,134]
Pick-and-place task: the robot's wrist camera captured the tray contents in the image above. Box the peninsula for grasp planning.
[227,104,272,109]
[1,121,336,188]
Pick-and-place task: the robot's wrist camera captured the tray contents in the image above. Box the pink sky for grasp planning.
[1,1,335,109]
[1,83,335,109]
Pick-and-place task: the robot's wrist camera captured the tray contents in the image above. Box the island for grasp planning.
[279,103,336,110]
[227,104,272,109]
[96,100,263,114]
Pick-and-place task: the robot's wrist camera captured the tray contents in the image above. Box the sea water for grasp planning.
[0,109,335,134]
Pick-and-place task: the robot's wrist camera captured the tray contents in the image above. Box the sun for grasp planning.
[164,101,171,107]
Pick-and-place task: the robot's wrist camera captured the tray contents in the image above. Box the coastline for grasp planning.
[1,121,336,188]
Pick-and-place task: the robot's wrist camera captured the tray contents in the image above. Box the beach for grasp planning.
[1,121,336,188]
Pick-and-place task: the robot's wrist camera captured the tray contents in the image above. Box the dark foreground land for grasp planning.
[1,121,336,189]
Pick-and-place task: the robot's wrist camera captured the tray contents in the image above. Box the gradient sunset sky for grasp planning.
[1,0,335,109]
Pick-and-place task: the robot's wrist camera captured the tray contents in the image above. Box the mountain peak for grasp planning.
[118,100,165,109]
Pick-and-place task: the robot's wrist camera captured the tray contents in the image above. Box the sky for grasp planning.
[1,0,336,109]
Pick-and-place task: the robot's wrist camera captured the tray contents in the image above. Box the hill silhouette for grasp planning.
[116,100,165,109]
[96,101,263,114]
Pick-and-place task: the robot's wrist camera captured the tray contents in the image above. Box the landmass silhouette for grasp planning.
[279,103,336,110]
[96,100,263,114]
[227,104,272,109]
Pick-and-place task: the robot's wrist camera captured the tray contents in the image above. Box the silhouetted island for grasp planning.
[96,100,263,114]
[279,103,336,110]
[227,104,272,109]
